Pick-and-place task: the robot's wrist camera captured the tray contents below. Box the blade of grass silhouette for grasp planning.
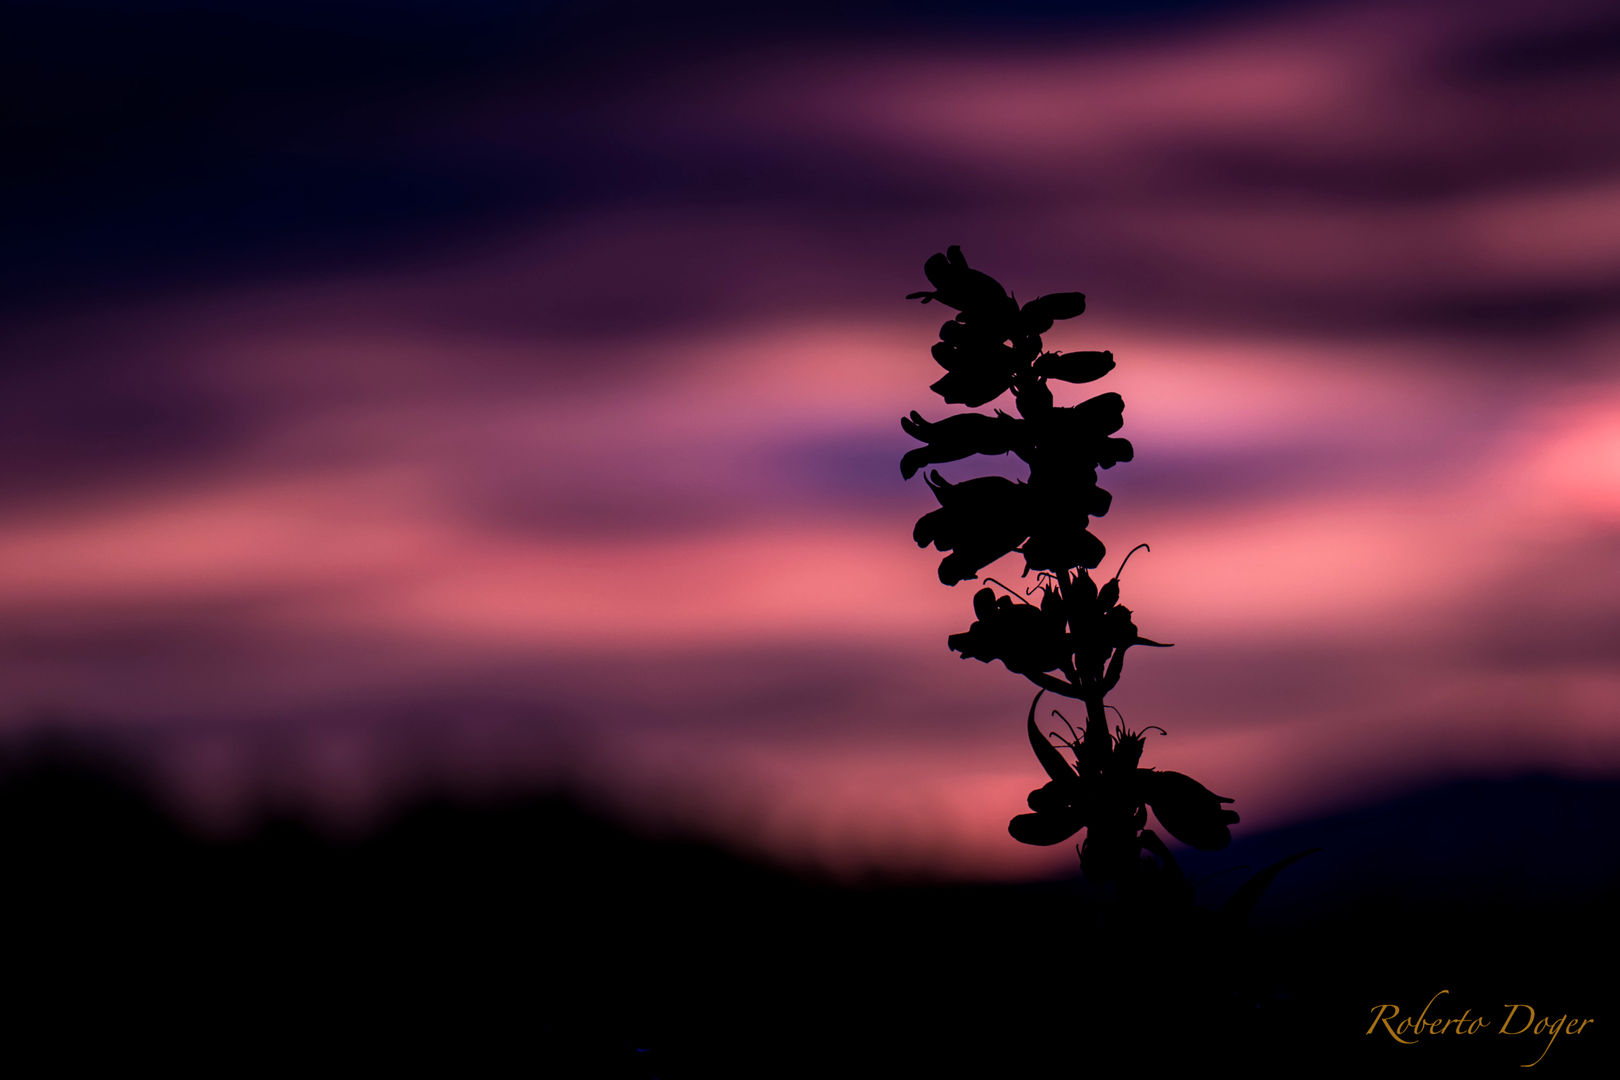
[1219,849,1321,926]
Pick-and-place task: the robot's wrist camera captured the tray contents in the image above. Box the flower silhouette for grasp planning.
[911,471,1033,585]
[899,409,1024,480]
[947,585,1071,677]
[900,247,1297,898]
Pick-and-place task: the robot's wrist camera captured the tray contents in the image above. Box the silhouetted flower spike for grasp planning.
[904,247,1260,893]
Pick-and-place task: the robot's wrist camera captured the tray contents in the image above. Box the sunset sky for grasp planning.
[6,0,1619,879]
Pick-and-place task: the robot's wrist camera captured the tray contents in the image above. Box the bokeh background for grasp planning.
[6,0,1619,884]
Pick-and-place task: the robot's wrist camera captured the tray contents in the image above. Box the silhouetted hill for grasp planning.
[0,744,1611,1076]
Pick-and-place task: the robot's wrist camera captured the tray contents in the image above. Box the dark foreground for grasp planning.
[1,743,1613,1077]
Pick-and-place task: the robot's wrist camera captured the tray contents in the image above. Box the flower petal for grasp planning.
[1008,810,1085,846]
[1140,769,1240,851]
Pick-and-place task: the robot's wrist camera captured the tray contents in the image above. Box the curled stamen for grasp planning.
[1028,571,1060,597]
[980,577,1033,604]
[1111,543,1150,582]
[1050,709,1081,744]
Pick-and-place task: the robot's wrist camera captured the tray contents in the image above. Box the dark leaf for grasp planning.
[1220,849,1320,926]
[1080,828,1139,882]
[1026,691,1075,784]
[1138,828,1188,890]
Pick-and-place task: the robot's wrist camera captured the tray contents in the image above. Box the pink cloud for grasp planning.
[5,0,1620,878]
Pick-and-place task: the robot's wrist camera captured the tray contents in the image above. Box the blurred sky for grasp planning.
[5,0,1620,878]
